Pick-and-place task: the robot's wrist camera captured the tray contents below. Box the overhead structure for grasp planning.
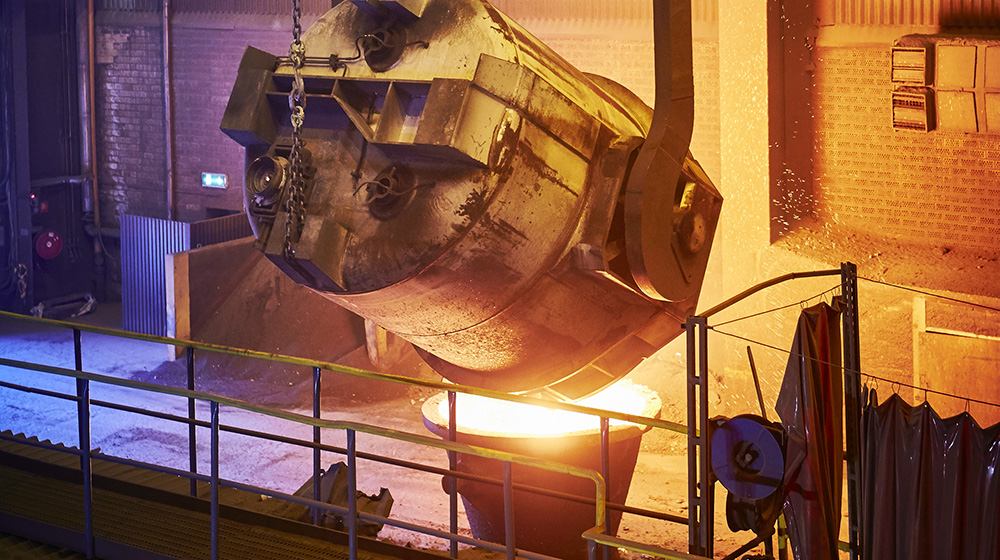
[222,0,722,400]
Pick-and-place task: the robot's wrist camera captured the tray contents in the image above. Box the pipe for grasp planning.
[699,269,841,319]
[81,0,106,300]
[86,0,98,227]
[163,0,175,220]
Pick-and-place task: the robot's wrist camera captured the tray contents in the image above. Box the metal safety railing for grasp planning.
[0,353,603,560]
[0,310,701,560]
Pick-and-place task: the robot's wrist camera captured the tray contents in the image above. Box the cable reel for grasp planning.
[710,414,786,537]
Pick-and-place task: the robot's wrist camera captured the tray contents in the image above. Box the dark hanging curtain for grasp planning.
[862,390,1000,560]
[775,299,844,560]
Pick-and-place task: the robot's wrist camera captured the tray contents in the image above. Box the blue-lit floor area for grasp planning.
[0,306,735,559]
[0,304,475,557]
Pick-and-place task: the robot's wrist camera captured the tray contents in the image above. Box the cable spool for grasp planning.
[710,414,786,536]
[711,415,784,499]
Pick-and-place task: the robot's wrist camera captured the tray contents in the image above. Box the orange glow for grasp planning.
[431,380,661,437]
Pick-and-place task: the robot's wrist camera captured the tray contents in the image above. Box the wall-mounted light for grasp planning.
[201,172,228,189]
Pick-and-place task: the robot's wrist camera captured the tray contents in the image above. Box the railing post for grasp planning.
[313,366,322,526]
[347,428,358,560]
[502,461,515,560]
[210,401,220,560]
[74,329,95,559]
[686,316,713,557]
[447,390,458,559]
[600,416,611,560]
[841,262,863,560]
[187,346,197,497]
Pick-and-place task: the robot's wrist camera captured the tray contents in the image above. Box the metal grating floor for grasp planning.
[0,533,89,560]
[0,432,435,560]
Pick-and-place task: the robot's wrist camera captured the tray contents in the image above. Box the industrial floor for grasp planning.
[0,429,443,560]
[0,302,765,559]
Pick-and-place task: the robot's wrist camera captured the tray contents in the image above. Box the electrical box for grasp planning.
[892,35,1000,133]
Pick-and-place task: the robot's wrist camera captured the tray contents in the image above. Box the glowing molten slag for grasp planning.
[434,379,661,437]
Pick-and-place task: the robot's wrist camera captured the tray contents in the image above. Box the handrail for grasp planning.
[698,269,841,319]
[0,310,686,435]
[583,527,711,560]
[0,355,606,503]
[0,308,706,558]
[0,354,606,560]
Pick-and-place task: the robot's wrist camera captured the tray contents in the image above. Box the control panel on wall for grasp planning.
[892,34,1000,133]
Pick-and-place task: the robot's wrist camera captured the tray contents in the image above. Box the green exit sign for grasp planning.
[202,172,228,189]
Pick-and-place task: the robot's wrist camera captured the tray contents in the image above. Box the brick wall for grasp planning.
[94,12,168,224]
[94,8,723,225]
[813,46,1000,250]
[170,20,290,222]
[93,12,302,224]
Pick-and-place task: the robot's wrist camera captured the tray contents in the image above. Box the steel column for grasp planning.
[313,366,322,525]
[74,329,94,558]
[210,401,220,560]
[600,416,611,560]
[187,347,197,497]
[841,262,863,559]
[686,316,713,557]
[347,428,358,560]
[447,390,458,558]
[503,461,515,560]
[6,0,34,314]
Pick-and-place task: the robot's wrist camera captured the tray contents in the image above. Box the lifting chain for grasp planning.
[284,0,307,258]
[15,263,27,301]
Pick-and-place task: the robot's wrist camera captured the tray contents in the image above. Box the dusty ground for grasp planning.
[0,304,779,560]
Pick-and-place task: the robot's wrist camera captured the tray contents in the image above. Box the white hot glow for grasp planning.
[436,379,660,437]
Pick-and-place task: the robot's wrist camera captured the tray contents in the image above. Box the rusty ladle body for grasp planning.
[221,0,721,401]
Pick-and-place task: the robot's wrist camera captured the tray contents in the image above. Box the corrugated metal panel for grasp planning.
[167,0,718,22]
[821,0,1000,26]
[96,0,162,12]
[121,214,251,336]
[172,0,331,15]
[121,215,188,336]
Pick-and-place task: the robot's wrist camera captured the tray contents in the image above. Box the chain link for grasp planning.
[284,0,307,258]
[15,263,27,301]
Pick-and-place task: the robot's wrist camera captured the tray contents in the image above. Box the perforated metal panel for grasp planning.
[813,47,1000,250]
[170,0,331,15]
[164,0,721,21]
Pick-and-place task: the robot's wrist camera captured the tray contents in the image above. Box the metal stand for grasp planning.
[841,263,863,559]
[685,264,864,559]
[686,316,713,557]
